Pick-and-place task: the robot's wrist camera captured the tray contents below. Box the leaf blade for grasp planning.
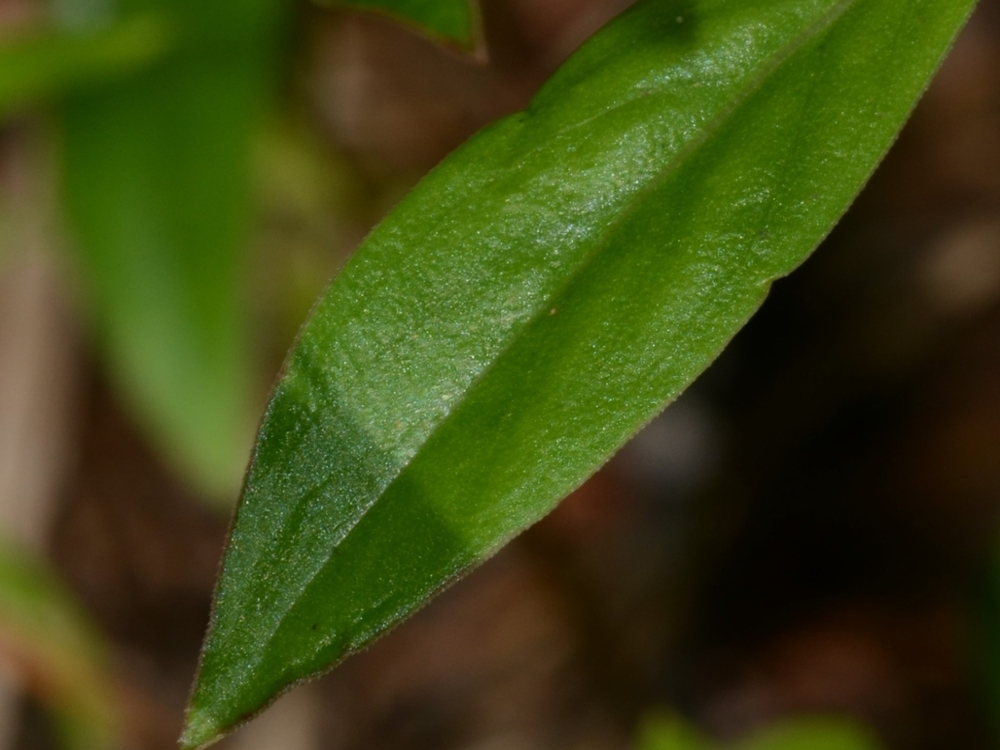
[637,713,715,750]
[184,0,977,744]
[0,542,117,750]
[325,0,476,47]
[61,0,283,498]
[739,717,883,750]
[0,15,170,118]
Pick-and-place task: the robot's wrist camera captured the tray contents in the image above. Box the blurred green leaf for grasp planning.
[739,718,883,750]
[0,15,169,118]
[182,0,975,744]
[637,714,714,750]
[973,549,1000,735]
[636,714,883,750]
[328,0,476,47]
[61,0,284,499]
[0,542,116,750]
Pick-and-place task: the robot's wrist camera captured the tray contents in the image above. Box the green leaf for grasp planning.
[326,0,476,48]
[637,714,714,750]
[183,0,975,744]
[61,0,283,498]
[973,547,1000,734]
[739,717,883,750]
[634,714,883,750]
[0,541,116,750]
[0,15,170,118]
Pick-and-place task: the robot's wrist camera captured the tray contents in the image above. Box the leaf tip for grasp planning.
[179,704,224,750]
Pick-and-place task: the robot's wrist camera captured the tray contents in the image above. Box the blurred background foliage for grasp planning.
[0,541,115,750]
[636,714,883,750]
[0,0,999,748]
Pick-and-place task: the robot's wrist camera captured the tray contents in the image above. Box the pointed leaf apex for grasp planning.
[179,705,224,750]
